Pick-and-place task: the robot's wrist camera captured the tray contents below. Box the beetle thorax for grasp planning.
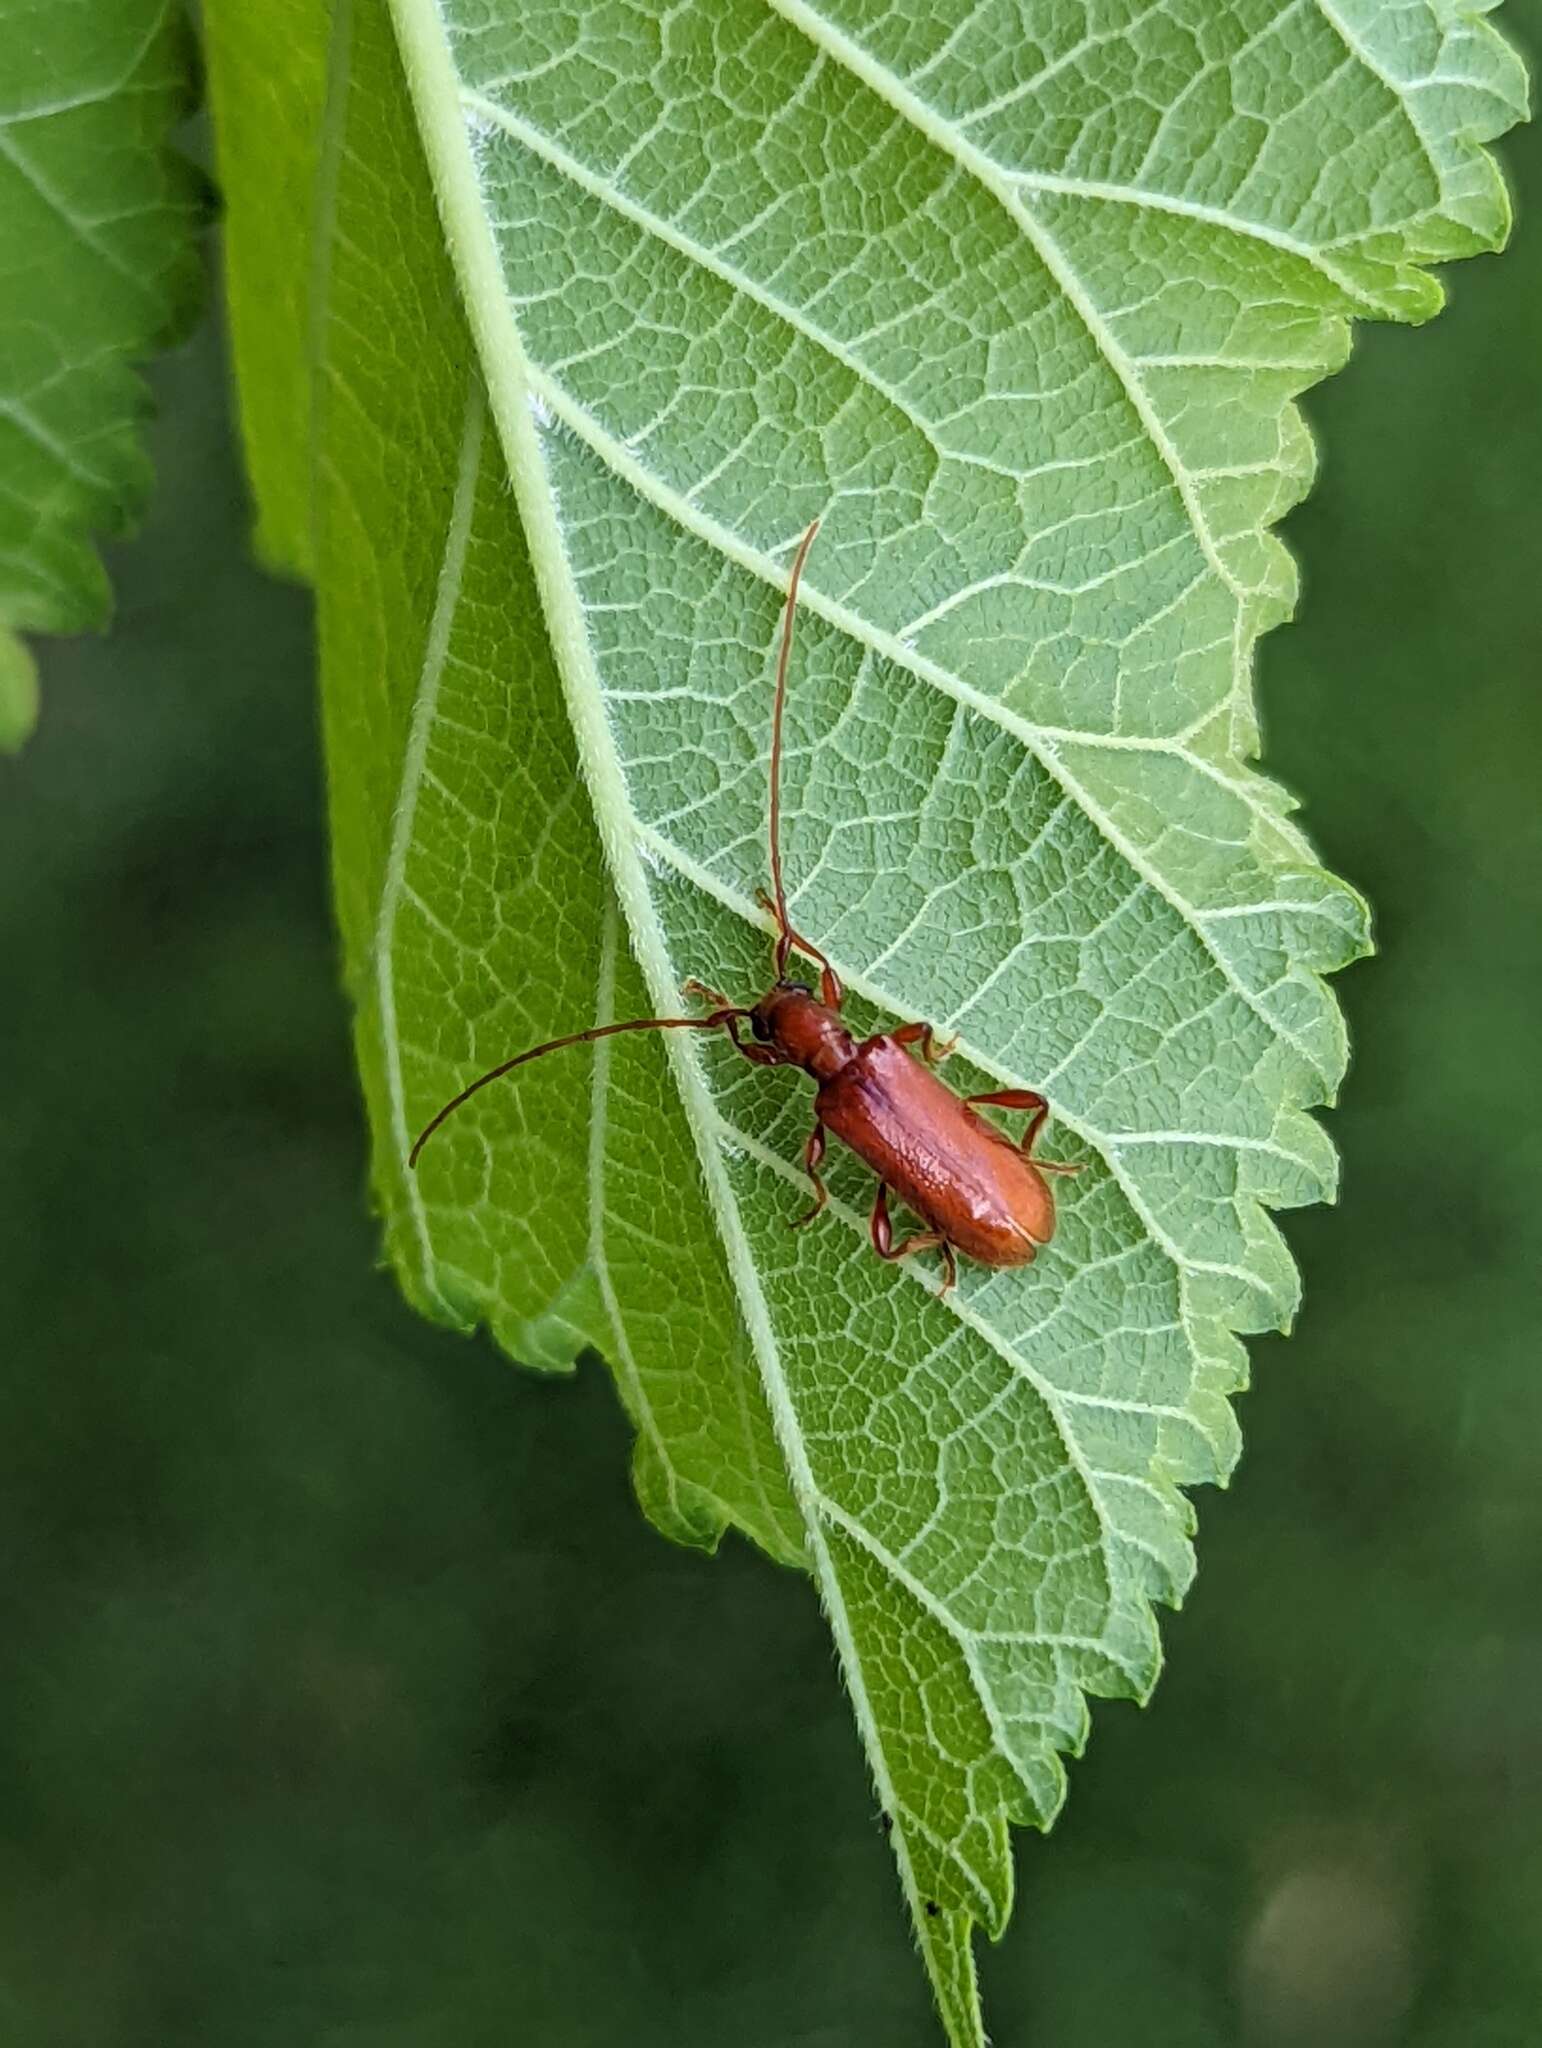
[755,985,854,1081]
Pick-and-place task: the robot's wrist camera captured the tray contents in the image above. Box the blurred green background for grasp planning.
[3,15,1539,2042]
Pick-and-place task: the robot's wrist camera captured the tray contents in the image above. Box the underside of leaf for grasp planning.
[206,3,1525,2041]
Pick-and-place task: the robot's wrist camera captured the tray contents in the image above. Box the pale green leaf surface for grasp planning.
[0,0,202,690]
[208,3,1524,2041]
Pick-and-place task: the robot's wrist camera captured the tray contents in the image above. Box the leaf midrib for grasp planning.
[403,0,1279,1561]
[389,0,961,1961]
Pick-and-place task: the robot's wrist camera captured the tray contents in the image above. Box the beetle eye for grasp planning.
[751,1011,772,1042]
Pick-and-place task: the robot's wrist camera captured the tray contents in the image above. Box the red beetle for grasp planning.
[411,521,1078,1290]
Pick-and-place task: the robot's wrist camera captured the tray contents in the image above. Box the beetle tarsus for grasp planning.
[893,1019,956,1066]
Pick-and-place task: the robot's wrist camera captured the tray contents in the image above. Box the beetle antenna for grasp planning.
[766,518,843,1005]
[408,1010,746,1167]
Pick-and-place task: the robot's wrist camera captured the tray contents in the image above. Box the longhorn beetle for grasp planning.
[409,520,1079,1290]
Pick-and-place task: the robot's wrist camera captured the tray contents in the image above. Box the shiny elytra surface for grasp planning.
[816,1036,1056,1267]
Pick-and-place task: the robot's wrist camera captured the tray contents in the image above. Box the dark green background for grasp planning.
[4,19,1538,2042]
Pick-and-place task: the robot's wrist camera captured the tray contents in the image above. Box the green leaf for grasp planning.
[207,2,1525,2041]
[0,0,204,706]
[201,0,333,577]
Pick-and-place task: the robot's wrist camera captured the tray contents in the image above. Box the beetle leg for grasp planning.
[681,981,779,1066]
[892,1020,958,1066]
[869,1184,957,1293]
[791,1121,829,1228]
[965,1088,1048,1145]
[792,938,844,1012]
[754,888,845,1010]
[684,978,736,1010]
[721,1012,781,1066]
[869,1181,897,1255]
[965,1090,1083,1177]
